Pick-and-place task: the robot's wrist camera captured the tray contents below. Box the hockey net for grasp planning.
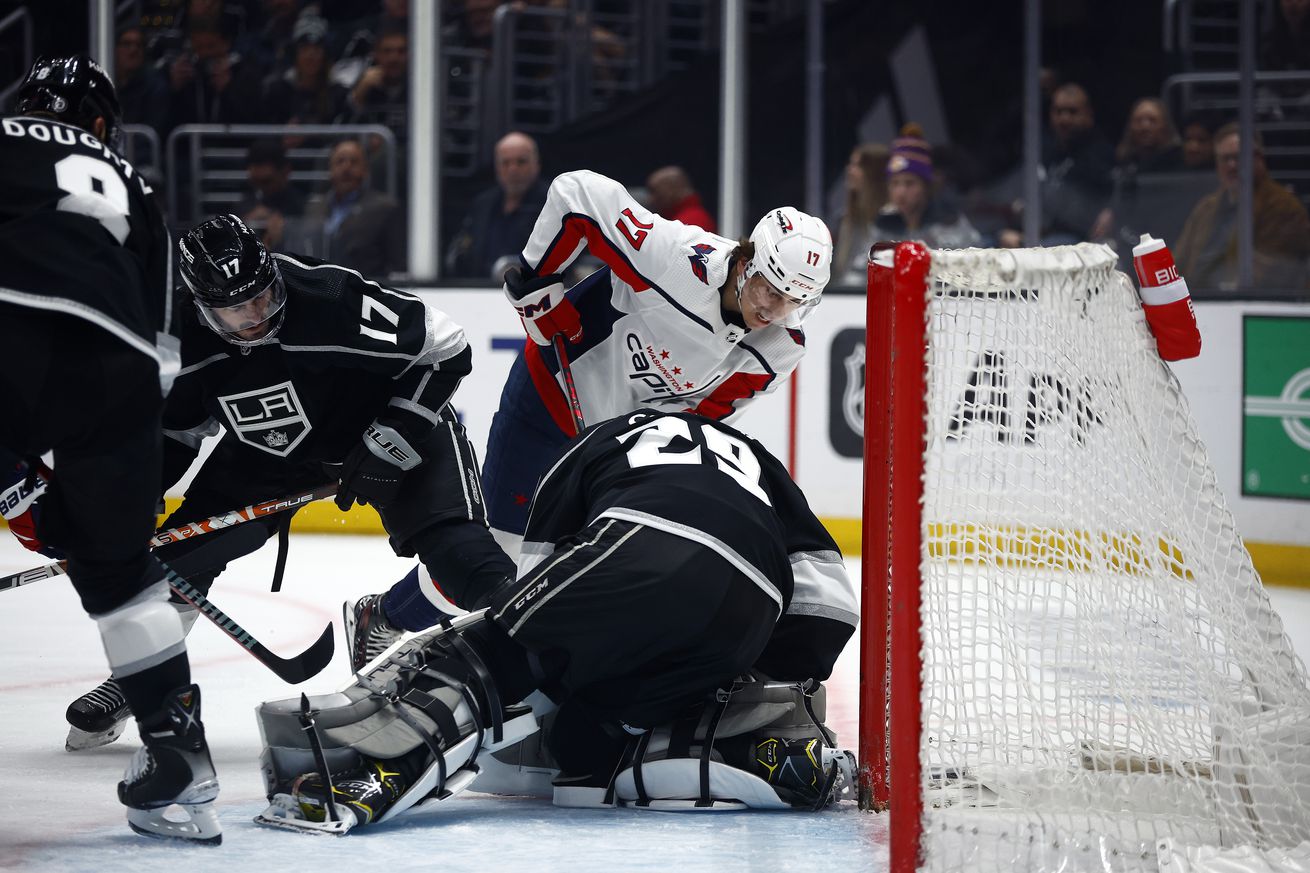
[859,242,1310,873]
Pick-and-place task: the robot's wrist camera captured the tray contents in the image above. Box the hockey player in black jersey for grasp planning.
[60,214,517,749]
[0,56,221,844]
[252,409,859,833]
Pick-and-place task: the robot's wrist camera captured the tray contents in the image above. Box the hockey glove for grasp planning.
[0,458,64,559]
[504,267,582,346]
[334,420,424,512]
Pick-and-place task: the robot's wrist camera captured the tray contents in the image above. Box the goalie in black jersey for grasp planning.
[58,214,517,752]
[252,409,859,833]
[0,57,222,843]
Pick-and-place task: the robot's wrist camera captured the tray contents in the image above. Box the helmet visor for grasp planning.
[196,273,286,343]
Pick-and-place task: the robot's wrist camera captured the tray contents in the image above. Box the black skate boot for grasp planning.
[118,684,222,844]
[343,594,403,672]
[66,677,131,751]
[291,757,409,828]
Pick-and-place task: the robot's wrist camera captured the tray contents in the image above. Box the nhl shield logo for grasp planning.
[218,381,311,457]
[842,342,865,438]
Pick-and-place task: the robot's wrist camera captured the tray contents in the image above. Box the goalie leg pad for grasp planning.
[254,613,538,834]
[598,676,857,811]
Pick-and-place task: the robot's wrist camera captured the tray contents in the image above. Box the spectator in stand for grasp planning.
[873,124,980,252]
[348,22,409,189]
[833,142,890,285]
[167,15,266,128]
[1175,123,1310,291]
[237,0,304,79]
[645,166,716,232]
[263,14,349,128]
[1091,97,1184,243]
[446,131,549,280]
[235,140,307,252]
[1181,114,1217,170]
[305,138,407,277]
[114,26,169,139]
[1000,82,1114,248]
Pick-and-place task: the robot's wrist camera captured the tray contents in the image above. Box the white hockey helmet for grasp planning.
[743,207,833,303]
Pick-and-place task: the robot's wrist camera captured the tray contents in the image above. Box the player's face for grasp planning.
[738,273,802,330]
[204,278,285,342]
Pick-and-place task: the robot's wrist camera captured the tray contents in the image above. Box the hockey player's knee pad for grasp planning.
[93,580,187,677]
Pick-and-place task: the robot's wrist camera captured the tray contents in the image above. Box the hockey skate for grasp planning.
[343,593,404,672]
[118,684,222,845]
[290,757,409,829]
[66,677,131,751]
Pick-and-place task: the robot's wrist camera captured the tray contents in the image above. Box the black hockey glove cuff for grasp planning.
[334,419,424,512]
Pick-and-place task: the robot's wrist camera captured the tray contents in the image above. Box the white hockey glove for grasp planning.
[504,267,582,347]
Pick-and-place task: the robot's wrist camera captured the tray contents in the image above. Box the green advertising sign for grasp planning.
[1243,316,1310,500]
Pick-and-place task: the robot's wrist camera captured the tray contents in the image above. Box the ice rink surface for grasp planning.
[0,533,878,873]
[3,533,1309,872]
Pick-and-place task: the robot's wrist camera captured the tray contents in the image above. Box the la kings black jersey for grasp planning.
[162,253,470,483]
[0,115,174,371]
[521,410,848,619]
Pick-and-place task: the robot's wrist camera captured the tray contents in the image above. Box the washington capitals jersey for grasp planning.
[162,253,469,481]
[512,170,807,434]
[0,115,176,379]
[519,410,858,680]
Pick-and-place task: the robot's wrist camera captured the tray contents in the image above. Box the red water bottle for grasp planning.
[1132,234,1202,361]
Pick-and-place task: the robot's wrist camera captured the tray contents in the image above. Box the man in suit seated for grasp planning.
[305,138,407,278]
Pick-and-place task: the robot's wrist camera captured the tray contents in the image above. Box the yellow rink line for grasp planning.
[7,505,1307,590]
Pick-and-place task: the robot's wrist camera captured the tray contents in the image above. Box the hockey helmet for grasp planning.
[14,56,122,147]
[178,214,287,348]
[741,207,832,304]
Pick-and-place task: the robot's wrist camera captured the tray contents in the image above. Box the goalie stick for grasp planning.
[551,332,587,435]
[0,482,338,593]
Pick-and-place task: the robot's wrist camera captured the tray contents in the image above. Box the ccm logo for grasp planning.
[514,577,550,610]
[366,425,413,464]
[516,299,554,318]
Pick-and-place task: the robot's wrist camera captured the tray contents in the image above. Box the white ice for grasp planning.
[4,535,1310,873]
[0,534,879,873]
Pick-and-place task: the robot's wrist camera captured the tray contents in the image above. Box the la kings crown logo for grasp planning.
[218,381,312,457]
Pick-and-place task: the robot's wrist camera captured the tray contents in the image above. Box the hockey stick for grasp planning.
[551,333,587,435]
[0,482,338,593]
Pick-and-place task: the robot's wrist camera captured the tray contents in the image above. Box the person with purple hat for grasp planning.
[873,123,980,250]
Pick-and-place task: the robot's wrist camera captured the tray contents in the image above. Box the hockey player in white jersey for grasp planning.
[346,170,833,648]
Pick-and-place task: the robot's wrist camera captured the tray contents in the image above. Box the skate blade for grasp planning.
[126,802,222,845]
[66,719,127,752]
[254,794,356,835]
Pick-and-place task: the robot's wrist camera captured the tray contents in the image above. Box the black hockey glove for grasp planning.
[334,420,424,511]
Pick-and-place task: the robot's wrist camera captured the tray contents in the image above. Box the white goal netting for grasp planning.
[912,244,1310,872]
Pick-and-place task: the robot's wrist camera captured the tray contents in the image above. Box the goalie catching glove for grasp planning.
[503,267,582,347]
[1,457,63,559]
[333,419,423,511]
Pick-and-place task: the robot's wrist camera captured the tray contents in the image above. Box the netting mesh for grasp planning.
[914,245,1310,871]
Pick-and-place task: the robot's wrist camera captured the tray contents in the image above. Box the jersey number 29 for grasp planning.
[620,416,771,505]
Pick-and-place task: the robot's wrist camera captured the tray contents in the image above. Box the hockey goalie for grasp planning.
[253,409,859,832]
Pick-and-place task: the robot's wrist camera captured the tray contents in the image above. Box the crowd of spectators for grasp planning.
[89,1,1310,292]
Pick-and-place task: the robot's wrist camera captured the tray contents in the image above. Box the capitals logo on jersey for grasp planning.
[688,243,715,284]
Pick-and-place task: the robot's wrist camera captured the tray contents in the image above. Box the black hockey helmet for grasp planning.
[14,56,122,147]
[178,214,287,348]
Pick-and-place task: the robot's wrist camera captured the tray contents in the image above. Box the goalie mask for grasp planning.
[179,214,287,348]
[736,207,832,327]
[14,55,122,148]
